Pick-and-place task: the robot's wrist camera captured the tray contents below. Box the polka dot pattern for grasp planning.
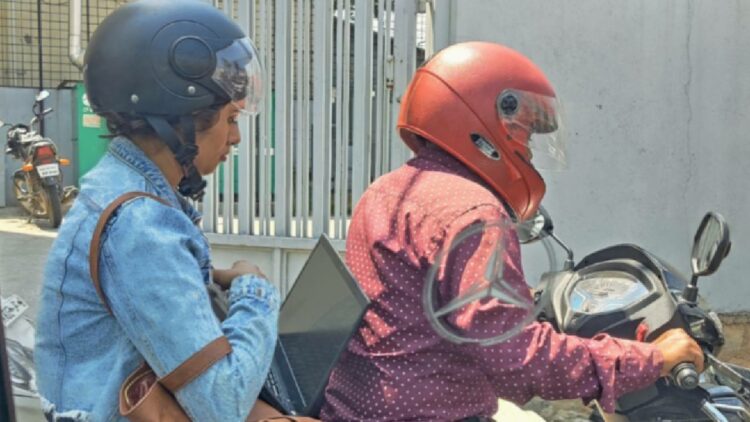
[320,147,664,421]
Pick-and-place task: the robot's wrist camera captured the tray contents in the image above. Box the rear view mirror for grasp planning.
[516,206,553,244]
[35,91,49,102]
[691,212,731,277]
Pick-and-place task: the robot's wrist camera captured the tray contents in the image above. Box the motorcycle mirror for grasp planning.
[35,90,50,102]
[516,206,554,244]
[691,212,731,277]
[0,120,4,128]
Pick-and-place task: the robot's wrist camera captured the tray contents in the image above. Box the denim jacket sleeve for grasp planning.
[98,197,280,421]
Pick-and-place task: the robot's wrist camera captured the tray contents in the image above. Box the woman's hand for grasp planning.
[213,260,267,289]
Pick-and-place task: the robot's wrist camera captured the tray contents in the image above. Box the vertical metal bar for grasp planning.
[275,0,292,237]
[340,0,352,236]
[222,153,235,233]
[37,0,45,132]
[312,0,333,236]
[259,0,272,235]
[294,0,304,237]
[237,0,253,235]
[373,0,386,177]
[203,171,217,233]
[333,0,344,238]
[391,0,417,170]
[301,0,312,237]
[380,0,393,174]
[352,0,374,210]
[429,0,454,54]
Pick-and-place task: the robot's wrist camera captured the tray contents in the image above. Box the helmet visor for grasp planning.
[211,37,264,116]
[497,89,567,170]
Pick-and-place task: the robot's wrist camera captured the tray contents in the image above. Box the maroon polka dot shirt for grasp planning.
[320,146,663,421]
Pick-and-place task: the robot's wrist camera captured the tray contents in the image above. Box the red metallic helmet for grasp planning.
[398,42,567,221]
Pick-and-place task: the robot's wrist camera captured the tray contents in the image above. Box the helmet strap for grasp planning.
[144,115,206,200]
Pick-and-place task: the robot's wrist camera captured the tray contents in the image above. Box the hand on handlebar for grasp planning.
[212,260,267,289]
[652,328,705,377]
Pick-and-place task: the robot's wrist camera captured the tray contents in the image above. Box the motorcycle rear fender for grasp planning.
[40,176,60,187]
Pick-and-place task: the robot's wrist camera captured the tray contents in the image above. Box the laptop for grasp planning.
[258,234,370,417]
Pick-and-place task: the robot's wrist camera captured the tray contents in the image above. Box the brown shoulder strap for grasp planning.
[160,336,232,392]
[89,191,170,314]
[89,191,233,391]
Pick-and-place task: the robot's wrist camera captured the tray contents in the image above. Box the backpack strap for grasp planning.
[89,191,232,392]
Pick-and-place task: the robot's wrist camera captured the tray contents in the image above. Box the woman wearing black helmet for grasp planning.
[34,1,279,420]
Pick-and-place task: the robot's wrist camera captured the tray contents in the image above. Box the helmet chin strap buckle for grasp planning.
[145,115,205,200]
[179,166,206,201]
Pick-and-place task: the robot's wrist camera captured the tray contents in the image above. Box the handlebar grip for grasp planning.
[671,362,699,389]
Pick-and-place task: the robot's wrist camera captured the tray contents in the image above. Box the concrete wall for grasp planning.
[446,0,750,312]
[1,87,77,207]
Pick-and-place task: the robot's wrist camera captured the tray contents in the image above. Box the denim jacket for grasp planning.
[35,137,280,422]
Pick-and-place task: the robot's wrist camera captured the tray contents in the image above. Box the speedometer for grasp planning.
[569,270,649,314]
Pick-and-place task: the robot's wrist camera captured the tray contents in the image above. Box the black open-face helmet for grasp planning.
[84,0,264,199]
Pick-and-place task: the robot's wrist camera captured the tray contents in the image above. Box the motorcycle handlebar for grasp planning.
[671,362,700,389]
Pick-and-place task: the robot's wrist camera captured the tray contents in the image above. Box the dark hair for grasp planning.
[102,104,225,140]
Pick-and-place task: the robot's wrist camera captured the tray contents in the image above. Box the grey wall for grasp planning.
[1,87,77,207]
[451,1,750,312]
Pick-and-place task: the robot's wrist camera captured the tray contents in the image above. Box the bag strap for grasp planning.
[89,191,170,314]
[89,191,232,392]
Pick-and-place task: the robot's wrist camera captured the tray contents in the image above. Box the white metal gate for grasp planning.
[199,0,434,289]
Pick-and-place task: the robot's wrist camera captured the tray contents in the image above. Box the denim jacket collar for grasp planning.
[108,136,202,223]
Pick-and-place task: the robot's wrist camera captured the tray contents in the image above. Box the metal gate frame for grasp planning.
[198,0,452,289]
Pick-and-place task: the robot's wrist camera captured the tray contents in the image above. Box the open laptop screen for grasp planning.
[278,234,369,413]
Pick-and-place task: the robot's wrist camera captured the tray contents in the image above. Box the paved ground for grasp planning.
[0,207,56,316]
[0,207,55,421]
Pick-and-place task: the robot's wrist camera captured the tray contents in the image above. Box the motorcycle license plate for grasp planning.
[36,163,60,177]
[1,295,29,327]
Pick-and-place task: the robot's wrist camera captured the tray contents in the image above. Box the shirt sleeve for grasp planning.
[436,206,664,412]
[99,198,279,421]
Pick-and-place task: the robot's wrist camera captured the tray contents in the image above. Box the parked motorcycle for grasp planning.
[2,90,77,228]
[519,208,750,421]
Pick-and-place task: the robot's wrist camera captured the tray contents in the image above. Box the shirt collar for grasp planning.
[412,143,487,186]
[109,136,202,222]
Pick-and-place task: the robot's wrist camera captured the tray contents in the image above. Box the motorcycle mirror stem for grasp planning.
[549,232,575,271]
[683,212,731,305]
[517,206,575,270]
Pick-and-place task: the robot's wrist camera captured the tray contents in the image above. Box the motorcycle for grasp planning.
[2,90,77,228]
[1,294,39,415]
[519,208,750,421]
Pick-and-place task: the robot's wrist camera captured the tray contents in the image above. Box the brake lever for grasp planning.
[707,353,750,404]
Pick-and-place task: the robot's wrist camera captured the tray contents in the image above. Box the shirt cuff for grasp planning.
[228,274,280,309]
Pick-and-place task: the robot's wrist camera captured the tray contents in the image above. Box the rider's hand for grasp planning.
[212,260,267,289]
[652,328,705,377]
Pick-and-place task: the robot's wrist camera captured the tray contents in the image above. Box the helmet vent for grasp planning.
[471,134,501,161]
